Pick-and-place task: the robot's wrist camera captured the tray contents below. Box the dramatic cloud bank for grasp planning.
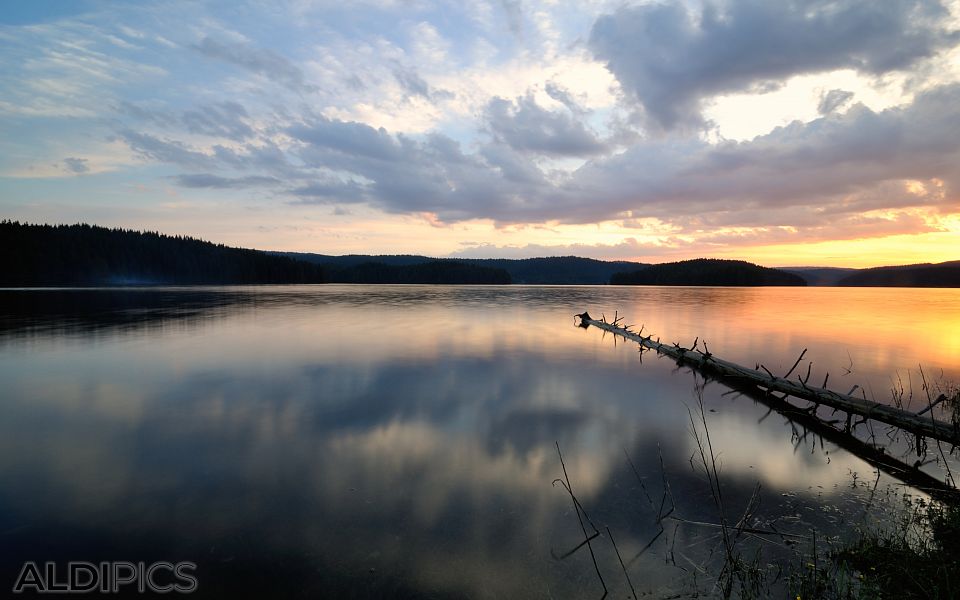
[590,0,959,129]
[1,0,959,262]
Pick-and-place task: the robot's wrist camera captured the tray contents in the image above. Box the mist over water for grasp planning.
[1,285,958,598]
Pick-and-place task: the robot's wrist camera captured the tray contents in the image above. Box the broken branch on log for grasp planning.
[574,311,959,446]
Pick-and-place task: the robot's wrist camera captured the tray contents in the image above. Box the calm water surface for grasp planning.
[1,285,958,598]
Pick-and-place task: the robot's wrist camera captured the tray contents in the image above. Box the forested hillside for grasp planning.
[0,222,510,286]
[611,259,806,286]
[280,252,644,284]
[0,221,326,286]
[325,261,510,284]
[836,261,960,287]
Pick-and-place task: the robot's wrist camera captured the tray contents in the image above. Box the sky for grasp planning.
[1,0,959,267]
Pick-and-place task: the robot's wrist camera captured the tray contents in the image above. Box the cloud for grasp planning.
[393,66,431,99]
[817,89,855,115]
[181,101,253,140]
[117,129,214,168]
[391,66,455,103]
[544,82,586,115]
[484,93,608,156]
[116,126,304,182]
[173,174,279,188]
[6,0,960,260]
[560,84,960,224]
[692,211,943,246]
[288,116,404,162]
[407,21,449,64]
[61,157,89,173]
[450,237,681,260]
[478,142,546,185]
[115,101,179,128]
[448,210,944,262]
[210,141,303,179]
[590,0,959,129]
[289,179,368,203]
[118,82,960,235]
[194,37,315,93]
[498,0,524,38]
[0,19,169,120]
[286,114,546,218]
[473,84,959,227]
[118,100,254,140]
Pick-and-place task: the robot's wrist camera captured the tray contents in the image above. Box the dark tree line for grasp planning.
[610,258,806,286]
[836,261,960,287]
[279,252,645,284]
[0,221,326,286]
[457,256,641,284]
[0,221,511,286]
[326,261,511,284]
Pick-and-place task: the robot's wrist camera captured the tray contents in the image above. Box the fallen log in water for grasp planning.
[575,311,960,447]
[707,360,958,501]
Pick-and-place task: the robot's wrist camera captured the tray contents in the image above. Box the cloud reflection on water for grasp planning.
[1,285,957,597]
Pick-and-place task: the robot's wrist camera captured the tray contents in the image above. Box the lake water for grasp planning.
[1,285,958,598]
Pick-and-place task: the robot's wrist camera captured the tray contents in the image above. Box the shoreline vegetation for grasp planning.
[2,221,960,287]
[556,411,960,600]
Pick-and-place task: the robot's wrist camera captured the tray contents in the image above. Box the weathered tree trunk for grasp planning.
[576,312,959,446]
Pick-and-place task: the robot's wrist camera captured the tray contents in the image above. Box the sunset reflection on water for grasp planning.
[0,285,957,598]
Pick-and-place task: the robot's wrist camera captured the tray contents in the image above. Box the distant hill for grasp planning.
[462,256,645,285]
[781,267,858,286]
[326,261,510,284]
[1,223,512,286]
[611,259,806,286]
[278,253,434,269]
[0,221,326,286]
[280,252,645,284]
[8,222,955,287]
[836,261,960,287]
